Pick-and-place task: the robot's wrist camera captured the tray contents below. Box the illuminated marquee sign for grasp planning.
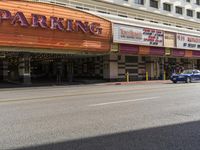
[177,33,200,50]
[113,23,164,46]
[0,9,102,35]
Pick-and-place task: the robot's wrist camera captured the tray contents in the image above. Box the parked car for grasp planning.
[170,69,200,83]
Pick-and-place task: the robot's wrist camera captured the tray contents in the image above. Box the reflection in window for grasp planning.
[150,0,158,8]
[134,0,144,5]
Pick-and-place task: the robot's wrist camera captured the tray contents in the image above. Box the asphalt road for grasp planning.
[1,82,200,150]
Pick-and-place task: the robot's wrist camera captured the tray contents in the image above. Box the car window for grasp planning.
[182,70,193,74]
[193,71,197,74]
[192,70,200,74]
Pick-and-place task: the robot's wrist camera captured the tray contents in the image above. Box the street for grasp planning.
[1,82,200,150]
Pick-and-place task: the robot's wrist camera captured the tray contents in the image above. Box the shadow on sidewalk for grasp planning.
[14,120,200,150]
[0,80,107,89]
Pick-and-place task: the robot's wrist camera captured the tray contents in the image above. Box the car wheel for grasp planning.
[185,77,191,83]
[173,81,177,84]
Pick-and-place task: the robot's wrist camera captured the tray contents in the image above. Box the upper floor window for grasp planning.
[163,3,171,12]
[197,12,200,19]
[197,0,200,5]
[134,0,144,5]
[186,0,190,2]
[176,6,183,15]
[187,9,193,17]
[150,0,158,8]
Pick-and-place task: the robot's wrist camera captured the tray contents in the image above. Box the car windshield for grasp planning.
[182,70,193,74]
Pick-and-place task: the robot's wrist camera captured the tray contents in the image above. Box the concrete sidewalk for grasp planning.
[105,80,171,85]
[0,80,172,103]
[0,80,172,90]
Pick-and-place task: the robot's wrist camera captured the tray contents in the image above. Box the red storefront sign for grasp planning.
[192,51,200,57]
[172,49,185,57]
[120,44,139,54]
[120,44,166,56]
[150,47,165,56]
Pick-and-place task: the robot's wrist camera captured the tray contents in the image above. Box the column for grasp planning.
[103,55,109,80]
[0,60,8,81]
[3,61,8,81]
[103,53,118,81]
[67,60,73,83]
[144,0,149,8]
[18,54,31,85]
[56,60,64,84]
[128,0,134,6]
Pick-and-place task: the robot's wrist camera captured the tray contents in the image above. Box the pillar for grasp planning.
[128,0,133,6]
[56,60,64,84]
[103,53,118,81]
[3,61,8,81]
[0,60,8,81]
[66,60,73,83]
[161,58,165,80]
[18,55,31,85]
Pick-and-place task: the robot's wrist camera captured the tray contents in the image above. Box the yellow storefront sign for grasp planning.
[164,32,175,48]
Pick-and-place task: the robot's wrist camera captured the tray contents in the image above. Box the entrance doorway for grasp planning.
[145,57,161,80]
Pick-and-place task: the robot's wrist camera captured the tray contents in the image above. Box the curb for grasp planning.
[105,80,171,85]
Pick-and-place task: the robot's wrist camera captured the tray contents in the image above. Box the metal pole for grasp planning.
[126,72,129,82]
[164,70,166,80]
[146,72,148,81]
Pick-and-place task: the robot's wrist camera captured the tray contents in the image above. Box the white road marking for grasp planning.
[88,97,160,107]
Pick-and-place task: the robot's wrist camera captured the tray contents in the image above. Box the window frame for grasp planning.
[150,0,159,9]
[163,3,171,12]
[197,12,200,19]
[187,9,193,17]
[176,6,183,15]
[134,0,144,5]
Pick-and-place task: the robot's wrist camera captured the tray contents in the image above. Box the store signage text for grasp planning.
[113,24,163,46]
[0,9,102,35]
[143,28,163,46]
[120,28,142,40]
[177,34,200,50]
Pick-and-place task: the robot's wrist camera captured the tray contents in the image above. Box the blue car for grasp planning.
[170,69,200,83]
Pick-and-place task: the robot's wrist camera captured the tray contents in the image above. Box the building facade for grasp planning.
[0,0,112,84]
[44,0,200,81]
[1,0,200,84]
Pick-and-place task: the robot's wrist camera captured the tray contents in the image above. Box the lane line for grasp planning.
[88,97,160,107]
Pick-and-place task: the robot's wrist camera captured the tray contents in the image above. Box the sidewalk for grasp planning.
[0,80,171,103]
[105,80,171,85]
[0,80,172,89]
